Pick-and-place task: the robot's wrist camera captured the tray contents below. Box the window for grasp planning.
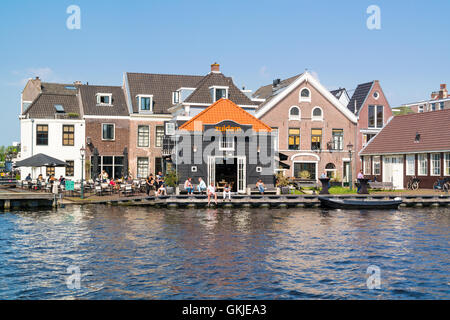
[137,157,149,178]
[418,105,424,113]
[288,128,300,150]
[363,133,376,146]
[165,122,176,136]
[431,103,436,111]
[439,102,444,110]
[332,129,343,150]
[311,129,322,150]
[137,95,152,112]
[311,107,323,120]
[363,157,371,175]
[210,86,228,102]
[289,106,300,120]
[373,156,381,175]
[55,104,65,113]
[368,105,384,128]
[272,127,279,152]
[155,157,163,174]
[62,125,75,146]
[406,154,415,176]
[445,153,450,176]
[36,125,48,145]
[96,93,112,105]
[91,155,124,179]
[418,154,428,176]
[215,88,227,101]
[102,124,115,140]
[155,126,164,147]
[137,125,150,147]
[431,153,441,176]
[373,91,380,99]
[219,136,234,151]
[325,163,336,179]
[172,91,180,104]
[46,166,55,176]
[299,88,311,102]
[65,160,74,177]
[293,162,316,180]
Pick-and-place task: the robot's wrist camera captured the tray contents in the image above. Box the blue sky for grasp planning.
[0,0,449,146]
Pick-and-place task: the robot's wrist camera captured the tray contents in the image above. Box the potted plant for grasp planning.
[276,172,291,194]
[164,169,178,195]
[299,170,311,180]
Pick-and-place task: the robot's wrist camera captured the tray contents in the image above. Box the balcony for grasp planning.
[162,136,176,157]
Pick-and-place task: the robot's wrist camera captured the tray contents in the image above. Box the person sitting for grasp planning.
[184,178,194,195]
[256,179,265,195]
[25,173,32,181]
[207,182,218,205]
[48,175,56,184]
[156,178,167,197]
[197,178,207,194]
[223,183,231,201]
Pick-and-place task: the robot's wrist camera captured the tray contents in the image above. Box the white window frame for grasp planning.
[368,105,384,129]
[101,123,115,141]
[439,102,444,110]
[165,122,176,136]
[299,87,311,102]
[209,86,229,102]
[430,153,441,176]
[444,153,450,176]
[137,95,153,113]
[311,106,323,121]
[96,93,112,106]
[172,91,180,104]
[219,136,235,151]
[372,156,381,175]
[418,105,424,113]
[155,125,164,148]
[406,154,415,176]
[136,157,149,179]
[288,106,301,120]
[418,153,428,176]
[363,156,371,175]
[137,125,150,148]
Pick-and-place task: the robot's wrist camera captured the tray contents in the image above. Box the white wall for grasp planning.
[19,118,86,181]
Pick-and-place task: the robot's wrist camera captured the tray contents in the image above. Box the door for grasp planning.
[207,156,215,187]
[343,161,350,184]
[383,156,404,189]
[237,156,246,194]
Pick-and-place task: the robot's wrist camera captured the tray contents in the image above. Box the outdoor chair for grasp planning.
[94,185,103,196]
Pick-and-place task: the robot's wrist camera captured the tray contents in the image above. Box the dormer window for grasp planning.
[209,86,228,102]
[96,93,112,105]
[137,95,153,113]
[172,91,180,104]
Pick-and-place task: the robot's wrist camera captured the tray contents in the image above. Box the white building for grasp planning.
[19,82,85,181]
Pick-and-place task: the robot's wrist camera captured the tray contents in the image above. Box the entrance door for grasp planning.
[237,157,246,193]
[383,156,404,189]
[343,161,350,185]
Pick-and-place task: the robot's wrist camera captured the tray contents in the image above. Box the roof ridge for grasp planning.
[126,71,204,77]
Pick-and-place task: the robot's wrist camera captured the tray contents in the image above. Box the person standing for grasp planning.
[146,175,153,196]
[357,170,364,193]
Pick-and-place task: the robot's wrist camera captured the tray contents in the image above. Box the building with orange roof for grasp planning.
[170,98,275,193]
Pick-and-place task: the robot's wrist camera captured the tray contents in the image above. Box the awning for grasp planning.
[14,153,67,168]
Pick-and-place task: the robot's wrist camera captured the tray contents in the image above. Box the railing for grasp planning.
[162,137,176,156]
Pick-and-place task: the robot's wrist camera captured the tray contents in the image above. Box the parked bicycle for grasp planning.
[407,176,420,190]
[433,177,450,193]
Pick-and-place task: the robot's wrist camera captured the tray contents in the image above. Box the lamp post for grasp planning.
[80,146,86,199]
[347,143,353,190]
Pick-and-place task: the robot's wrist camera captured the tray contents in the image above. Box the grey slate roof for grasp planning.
[330,88,346,99]
[23,93,81,119]
[252,74,301,101]
[126,73,204,114]
[40,82,80,95]
[347,81,374,114]
[79,85,129,116]
[184,72,255,106]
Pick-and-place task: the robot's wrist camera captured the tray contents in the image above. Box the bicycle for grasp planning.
[433,177,450,193]
[407,176,420,190]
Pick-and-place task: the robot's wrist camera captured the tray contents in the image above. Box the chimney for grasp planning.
[440,84,448,99]
[211,62,220,73]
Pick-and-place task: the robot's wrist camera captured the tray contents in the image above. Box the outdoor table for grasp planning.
[319,177,331,195]
[357,178,370,194]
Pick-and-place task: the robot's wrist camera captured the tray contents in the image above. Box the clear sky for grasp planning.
[0,0,449,146]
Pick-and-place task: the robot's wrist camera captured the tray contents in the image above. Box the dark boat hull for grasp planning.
[318,196,402,210]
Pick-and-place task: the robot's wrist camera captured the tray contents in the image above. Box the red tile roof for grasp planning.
[360,108,450,155]
[179,99,272,132]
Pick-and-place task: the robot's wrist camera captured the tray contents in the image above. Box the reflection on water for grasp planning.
[0,205,449,299]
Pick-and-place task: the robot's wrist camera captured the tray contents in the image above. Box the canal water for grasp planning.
[0,205,448,299]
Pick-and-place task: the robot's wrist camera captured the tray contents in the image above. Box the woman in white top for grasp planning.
[207,182,218,205]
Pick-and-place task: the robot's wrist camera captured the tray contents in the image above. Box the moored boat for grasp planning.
[318,196,402,210]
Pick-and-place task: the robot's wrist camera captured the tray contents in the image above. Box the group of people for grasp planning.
[145,172,167,197]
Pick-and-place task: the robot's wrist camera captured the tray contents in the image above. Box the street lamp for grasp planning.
[80,146,86,199]
[347,143,353,190]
